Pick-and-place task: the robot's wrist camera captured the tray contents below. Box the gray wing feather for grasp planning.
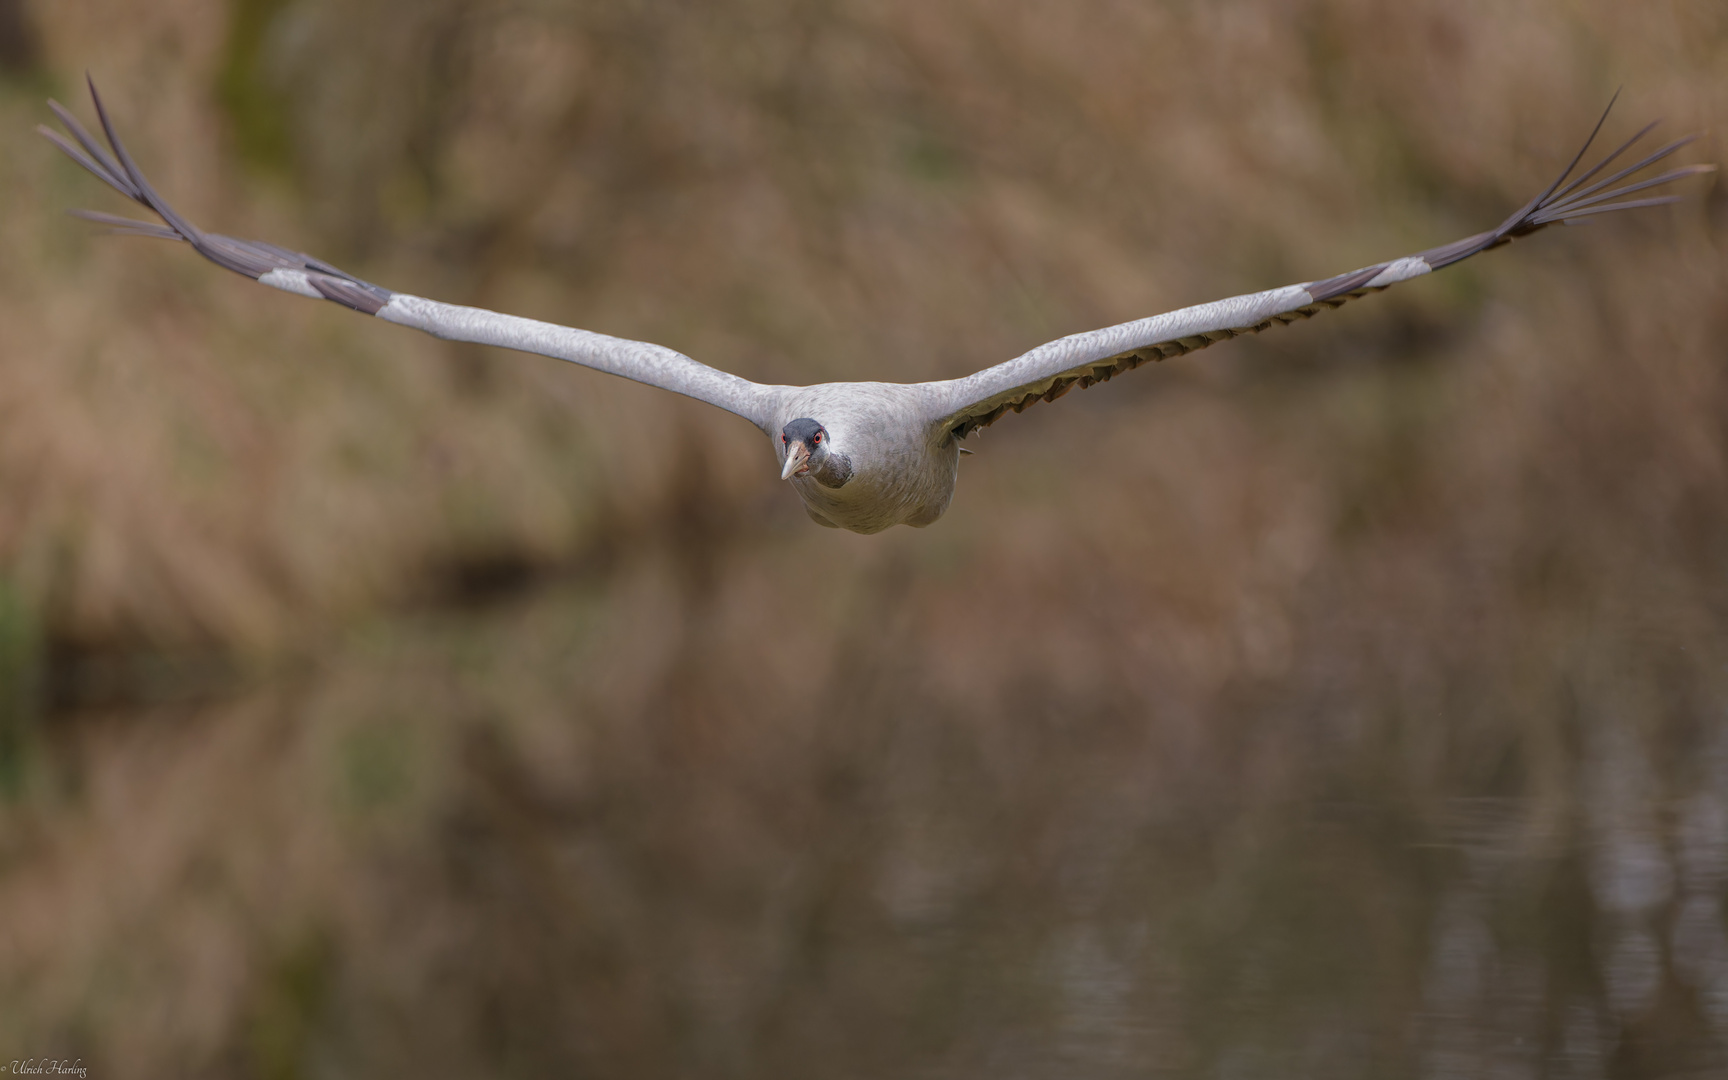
[376,296,773,426]
[42,79,776,431]
[926,99,1714,439]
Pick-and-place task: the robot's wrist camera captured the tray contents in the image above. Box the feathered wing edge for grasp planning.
[39,81,396,314]
[40,77,778,430]
[929,96,1716,440]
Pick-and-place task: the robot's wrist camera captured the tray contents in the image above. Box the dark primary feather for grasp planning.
[67,208,178,240]
[1309,104,1708,282]
[40,77,394,315]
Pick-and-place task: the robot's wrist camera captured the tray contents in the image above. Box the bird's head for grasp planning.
[779,417,853,488]
[779,417,828,479]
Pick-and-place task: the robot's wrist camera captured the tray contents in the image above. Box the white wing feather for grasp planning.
[376,295,773,427]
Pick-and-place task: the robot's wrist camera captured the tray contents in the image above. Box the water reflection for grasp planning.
[2,575,1726,1079]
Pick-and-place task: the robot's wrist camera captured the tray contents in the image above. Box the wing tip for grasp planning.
[45,78,399,314]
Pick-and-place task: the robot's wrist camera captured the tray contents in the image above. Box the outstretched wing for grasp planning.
[40,79,778,431]
[925,98,1714,440]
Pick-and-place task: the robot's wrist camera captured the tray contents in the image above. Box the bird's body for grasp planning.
[768,383,959,531]
[40,83,1713,533]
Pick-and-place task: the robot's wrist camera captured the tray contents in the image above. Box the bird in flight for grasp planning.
[42,80,1713,533]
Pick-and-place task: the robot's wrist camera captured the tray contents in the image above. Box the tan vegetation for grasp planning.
[0,0,1725,1075]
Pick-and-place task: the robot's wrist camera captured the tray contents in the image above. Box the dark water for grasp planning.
[6,570,1728,1080]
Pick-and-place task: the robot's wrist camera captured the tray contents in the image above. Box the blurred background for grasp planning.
[0,0,1725,1076]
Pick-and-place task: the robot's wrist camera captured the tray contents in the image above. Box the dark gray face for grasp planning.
[779,417,852,488]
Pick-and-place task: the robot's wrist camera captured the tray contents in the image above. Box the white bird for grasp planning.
[42,81,1713,534]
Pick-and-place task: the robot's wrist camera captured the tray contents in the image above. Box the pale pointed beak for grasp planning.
[780,441,810,480]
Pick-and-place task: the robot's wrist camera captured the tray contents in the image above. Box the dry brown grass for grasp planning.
[0,0,1718,653]
[0,0,1726,1075]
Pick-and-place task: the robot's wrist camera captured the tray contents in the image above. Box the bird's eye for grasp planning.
[813,432,823,444]
[782,434,789,443]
